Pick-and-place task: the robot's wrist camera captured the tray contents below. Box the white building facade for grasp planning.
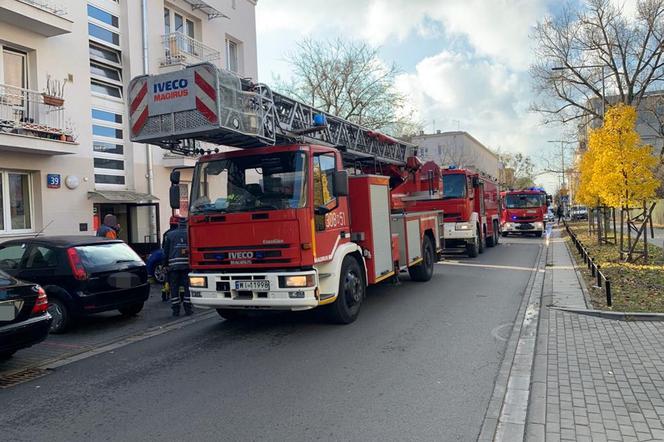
[413,131,501,180]
[0,0,257,253]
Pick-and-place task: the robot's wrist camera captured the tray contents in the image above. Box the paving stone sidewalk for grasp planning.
[526,229,664,442]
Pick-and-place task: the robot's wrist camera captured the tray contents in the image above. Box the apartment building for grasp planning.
[0,0,257,254]
[413,131,501,180]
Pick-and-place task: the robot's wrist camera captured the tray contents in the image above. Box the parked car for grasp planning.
[0,236,150,333]
[0,270,52,360]
[571,205,589,220]
[146,248,166,284]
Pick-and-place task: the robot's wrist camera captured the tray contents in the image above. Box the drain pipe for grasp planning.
[141,0,157,239]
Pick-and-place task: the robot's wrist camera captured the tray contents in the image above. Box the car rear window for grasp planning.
[75,243,143,271]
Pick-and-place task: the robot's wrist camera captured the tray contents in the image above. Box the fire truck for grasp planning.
[399,166,500,257]
[129,63,445,323]
[500,188,549,237]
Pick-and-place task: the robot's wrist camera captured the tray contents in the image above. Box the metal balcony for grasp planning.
[0,83,76,155]
[0,0,72,36]
[160,32,221,67]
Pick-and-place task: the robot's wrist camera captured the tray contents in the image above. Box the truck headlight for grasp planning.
[279,274,315,288]
[189,276,208,288]
[455,222,472,231]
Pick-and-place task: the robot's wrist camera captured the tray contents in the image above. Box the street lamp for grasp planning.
[551,64,607,120]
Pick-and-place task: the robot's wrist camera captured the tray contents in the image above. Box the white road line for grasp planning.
[437,261,538,272]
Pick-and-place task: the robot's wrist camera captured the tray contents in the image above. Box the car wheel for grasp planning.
[0,350,17,361]
[326,256,365,324]
[119,302,144,317]
[153,264,167,284]
[47,298,70,334]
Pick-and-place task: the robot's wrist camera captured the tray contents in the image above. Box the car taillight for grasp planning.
[31,286,48,315]
[67,247,88,280]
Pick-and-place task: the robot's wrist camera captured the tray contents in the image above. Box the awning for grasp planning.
[88,190,159,204]
[181,0,229,20]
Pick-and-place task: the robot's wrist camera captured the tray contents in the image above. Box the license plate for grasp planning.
[235,280,270,291]
[517,224,534,230]
[0,304,16,321]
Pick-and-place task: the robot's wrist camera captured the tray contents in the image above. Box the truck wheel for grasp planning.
[486,225,496,247]
[501,231,509,238]
[409,235,435,282]
[535,231,543,238]
[326,256,365,324]
[493,222,500,245]
[216,309,247,321]
[466,235,480,258]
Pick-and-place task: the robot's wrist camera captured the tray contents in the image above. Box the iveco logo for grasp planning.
[228,251,254,259]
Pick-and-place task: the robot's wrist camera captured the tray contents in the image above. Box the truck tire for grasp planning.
[326,256,365,324]
[478,226,485,254]
[486,224,496,247]
[466,235,480,258]
[409,235,435,282]
[216,309,247,321]
[493,221,500,245]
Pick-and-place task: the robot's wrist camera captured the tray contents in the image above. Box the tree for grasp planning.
[531,0,664,163]
[589,104,659,208]
[576,143,600,206]
[497,152,536,188]
[278,38,419,136]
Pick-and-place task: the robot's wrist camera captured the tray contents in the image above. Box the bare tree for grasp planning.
[277,38,420,136]
[496,152,537,188]
[531,0,664,162]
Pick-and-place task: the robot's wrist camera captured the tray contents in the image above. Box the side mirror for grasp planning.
[170,170,181,185]
[169,184,180,210]
[472,176,480,188]
[334,170,349,197]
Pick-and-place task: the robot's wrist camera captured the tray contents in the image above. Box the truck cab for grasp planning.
[500,189,549,237]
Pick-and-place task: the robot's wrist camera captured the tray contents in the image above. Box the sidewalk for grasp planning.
[526,229,664,441]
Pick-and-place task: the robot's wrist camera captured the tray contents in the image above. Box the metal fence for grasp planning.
[565,221,612,306]
[0,83,71,139]
[161,33,221,67]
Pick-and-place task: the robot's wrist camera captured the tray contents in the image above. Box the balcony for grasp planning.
[0,0,72,36]
[160,32,221,68]
[0,83,77,155]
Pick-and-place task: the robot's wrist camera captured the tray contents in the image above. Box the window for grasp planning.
[93,141,123,155]
[164,8,171,34]
[2,48,27,90]
[93,124,122,139]
[91,80,122,98]
[95,175,125,185]
[75,243,142,272]
[90,62,121,83]
[442,174,466,199]
[94,158,124,170]
[25,246,58,269]
[87,4,118,27]
[226,39,238,72]
[92,109,122,123]
[89,23,120,46]
[89,43,121,65]
[313,153,336,205]
[0,244,27,270]
[0,172,32,234]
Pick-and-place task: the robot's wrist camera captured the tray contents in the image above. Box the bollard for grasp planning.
[596,265,602,287]
[605,279,612,306]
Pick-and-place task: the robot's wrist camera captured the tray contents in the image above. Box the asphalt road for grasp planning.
[0,237,541,442]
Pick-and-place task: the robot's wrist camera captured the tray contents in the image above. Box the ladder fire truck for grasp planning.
[129,63,445,323]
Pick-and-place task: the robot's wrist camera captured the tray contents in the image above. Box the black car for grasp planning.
[0,270,52,360]
[0,236,150,333]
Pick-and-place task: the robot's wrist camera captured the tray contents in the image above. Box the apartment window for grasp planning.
[91,81,121,98]
[164,8,195,37]
[94,158,124,170]
[93,141,123,155]
[90,62,121,82]
[94,175,125,185]
[92,107,126,187]
[89,23,120,46]
[226,39,238,73]
[89,43,120,65]
[92,108,122,123]
[0,171,32,233]
[2,48,27,90]
[87,4,119,28]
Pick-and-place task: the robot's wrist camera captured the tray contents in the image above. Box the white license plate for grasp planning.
[0,304,16,321]
[235,280,270,291]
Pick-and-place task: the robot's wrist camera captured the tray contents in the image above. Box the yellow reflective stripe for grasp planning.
[311,218,317,257]
[374,271,395,283]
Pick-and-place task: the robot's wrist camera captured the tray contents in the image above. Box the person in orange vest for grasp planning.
[96,214,120,239]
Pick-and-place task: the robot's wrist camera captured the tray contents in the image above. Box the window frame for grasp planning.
[225,38,239,73]
[0,171,34,235]
[1,46,28,90]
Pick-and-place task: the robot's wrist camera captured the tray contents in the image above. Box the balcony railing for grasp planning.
[16,0,67,17]
[161,32,221,67]
[0,83,73,141]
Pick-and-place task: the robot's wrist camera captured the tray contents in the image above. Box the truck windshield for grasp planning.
[190,151,308,214]
[506,194,545,209]
[442,174,466,199]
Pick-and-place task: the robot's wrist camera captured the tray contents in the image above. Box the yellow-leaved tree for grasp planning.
[584,104,659,209]
[576,142,600,207]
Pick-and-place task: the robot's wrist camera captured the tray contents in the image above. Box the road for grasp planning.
[0,237,541,442]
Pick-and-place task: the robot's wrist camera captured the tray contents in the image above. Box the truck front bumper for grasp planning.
[188,270,319,311]
[443,222,476,240]
[502,221,544,233]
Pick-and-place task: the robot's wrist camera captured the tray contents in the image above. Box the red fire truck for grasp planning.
[500,188,549,237]
[129,63,445,323]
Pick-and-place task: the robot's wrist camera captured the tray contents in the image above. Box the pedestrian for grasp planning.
[97,214,120,239]
[162,217,192,316]
[556,205,564,224]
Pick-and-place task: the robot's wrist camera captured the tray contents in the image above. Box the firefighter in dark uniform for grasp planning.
[162,217,192,316]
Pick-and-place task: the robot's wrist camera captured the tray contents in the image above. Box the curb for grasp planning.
[561,234,592,309]
[477,242,546,441]
[551,307,664,321]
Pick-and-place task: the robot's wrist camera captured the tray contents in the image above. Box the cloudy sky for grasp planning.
[254,0,618,192]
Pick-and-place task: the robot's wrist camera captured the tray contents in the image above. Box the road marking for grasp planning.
[437,261,538,272]
[491,323,513,342]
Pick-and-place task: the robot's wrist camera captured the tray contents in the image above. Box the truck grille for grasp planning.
[194,244,295,266]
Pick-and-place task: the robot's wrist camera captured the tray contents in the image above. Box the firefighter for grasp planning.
[162,217,192,316]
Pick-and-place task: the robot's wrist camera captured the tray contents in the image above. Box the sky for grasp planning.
[253,0,610,193]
